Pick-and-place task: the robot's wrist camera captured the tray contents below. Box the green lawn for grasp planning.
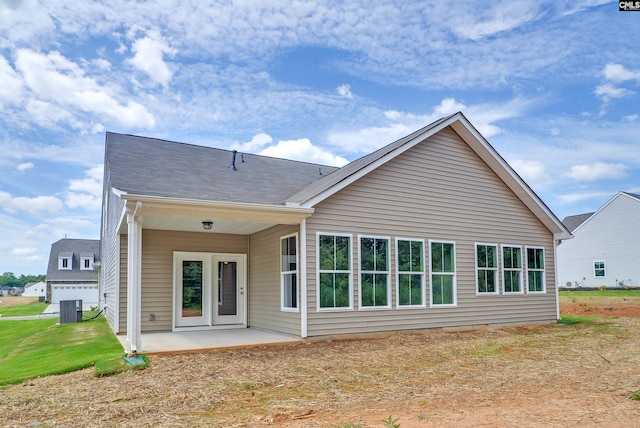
[559,289,640,297]
[0,316,124,386]
[0,301,48,317]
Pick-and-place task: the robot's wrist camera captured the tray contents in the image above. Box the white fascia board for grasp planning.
[299,114,460,208]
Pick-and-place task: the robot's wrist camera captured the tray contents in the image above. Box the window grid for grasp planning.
[475,243,498,294]
[430,241,456,306]
[594,261,606,278]
[317,233,352,310]
[281,234,299,312]
[526,247,545,293]
[502,245,523,294]
[359,236,390,309]
[396,238,425,307]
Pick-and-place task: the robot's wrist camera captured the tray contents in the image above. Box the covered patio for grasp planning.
[116,328,301,354]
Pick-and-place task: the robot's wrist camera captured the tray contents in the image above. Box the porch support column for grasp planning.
[300,218,308,338]
[126,201,143,354]
[553,239,561,321]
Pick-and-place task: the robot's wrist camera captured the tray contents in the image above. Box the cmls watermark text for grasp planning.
[620,1,640,10]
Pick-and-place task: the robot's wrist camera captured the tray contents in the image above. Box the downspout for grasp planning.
[300,218,307,338]
[126,201,143,354]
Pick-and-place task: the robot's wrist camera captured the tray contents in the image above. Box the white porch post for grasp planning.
[300,218,308,338]
[126,201,143,354]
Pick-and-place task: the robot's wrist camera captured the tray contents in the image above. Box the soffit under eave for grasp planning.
[116,197,313,234]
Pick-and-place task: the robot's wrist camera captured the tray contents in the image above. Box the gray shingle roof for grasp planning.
[105,132,340,205]
[561,213,594,232]
[46,239,100,281]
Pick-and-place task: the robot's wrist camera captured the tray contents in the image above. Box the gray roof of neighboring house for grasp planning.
[561,213,594,232]
[623,192,640,201]
[105,132,340,205]
[46,239,100,281]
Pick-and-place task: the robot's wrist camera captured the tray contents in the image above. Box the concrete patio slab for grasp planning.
[117,328,301,354]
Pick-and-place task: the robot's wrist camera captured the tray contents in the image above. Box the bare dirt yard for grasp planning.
[0,296,39,308]
[2,296,639,427]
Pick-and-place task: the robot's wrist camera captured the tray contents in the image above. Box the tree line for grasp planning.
[0,272,46,288]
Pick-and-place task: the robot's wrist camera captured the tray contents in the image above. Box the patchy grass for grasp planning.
[558,314,599,324]
[0,316,123,386]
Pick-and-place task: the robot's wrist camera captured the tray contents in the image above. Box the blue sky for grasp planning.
[0,0,638,275]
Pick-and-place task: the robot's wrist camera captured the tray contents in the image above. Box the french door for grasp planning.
[174,252,245,328]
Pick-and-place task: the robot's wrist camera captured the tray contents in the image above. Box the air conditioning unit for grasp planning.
[60,300,83,324]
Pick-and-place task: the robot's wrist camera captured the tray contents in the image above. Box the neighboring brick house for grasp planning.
[46,239,100,303]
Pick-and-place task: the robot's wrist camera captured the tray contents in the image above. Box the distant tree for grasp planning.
[0,272,45,288]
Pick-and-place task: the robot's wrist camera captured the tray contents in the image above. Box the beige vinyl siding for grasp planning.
[249,224,300,336]
[119,229,248,333]
[305,127,557,337]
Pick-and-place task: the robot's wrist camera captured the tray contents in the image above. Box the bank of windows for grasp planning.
[317,233,546,311]
[473,245,544,295]
[280,233,299,312]
[594,261,606,278]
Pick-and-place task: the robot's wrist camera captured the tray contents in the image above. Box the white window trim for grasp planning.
[395,237,426,308]
[593,260,606,278]
[80,257,94,271]
[502,244,524,295]
[526,246,546,294]
[358,235,391,310]
[58,256,72,270]
[475,243,499,296]
[429,240,457,307]
[280,233,299,313]
[316,232,353,312]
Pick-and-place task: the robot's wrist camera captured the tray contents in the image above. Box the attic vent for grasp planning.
[319,167,323,176]
[231,150,238,171]
[241,153,245,163]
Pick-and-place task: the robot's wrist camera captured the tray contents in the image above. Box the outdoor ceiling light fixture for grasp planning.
[202,221,214,230]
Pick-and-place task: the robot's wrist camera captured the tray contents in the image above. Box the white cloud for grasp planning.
[603,63,640,83]
[0,54,23,105]
[327,96,535,154]
[0,191,64,213]
[565,162,630,182]
[594,84,632,101]
[557,191,612,204]
[450,2,541,41]
[337,84,353,99]
[128,30,176,88]
[15,49,155,128]
[258,138,349,167]
[509,159,552,187]
[231,133,273,152]
[17,162,34,171]
[11,247,42,262]
[65,165,103,210]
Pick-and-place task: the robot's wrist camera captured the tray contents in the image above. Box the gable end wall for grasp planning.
[305,127,557,336]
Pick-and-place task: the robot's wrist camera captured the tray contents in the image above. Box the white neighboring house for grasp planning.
[557,192,640,288]
[46,238,100,303]
[22,281,46,297]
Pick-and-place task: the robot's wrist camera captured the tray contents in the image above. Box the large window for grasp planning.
[503,246,523,293]
[527,247,545,293]
[594,261,606,278]
[318,234,352,310]
[430,241,456,306]
[359,236,390,308]
[476,244,498,294]
[396,239,425,307]
[281,234,298,311]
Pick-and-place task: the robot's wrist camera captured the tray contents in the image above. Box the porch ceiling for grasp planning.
[118,195,313,235]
